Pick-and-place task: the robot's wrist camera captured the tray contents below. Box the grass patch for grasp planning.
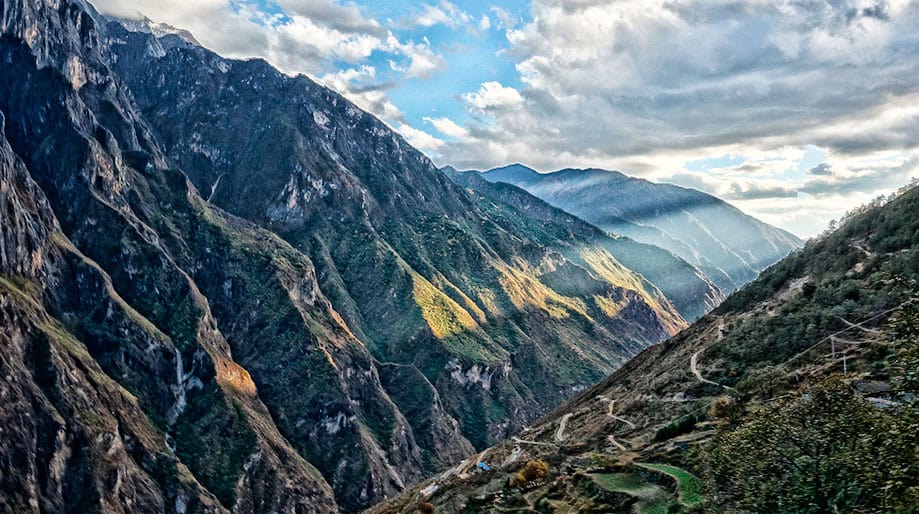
[411,272,479,338]
[638,463,704,508]
[591,473,658,497]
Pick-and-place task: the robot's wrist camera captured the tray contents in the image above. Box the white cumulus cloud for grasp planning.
[396,123,446,154]
[430,0,919,236]
[424,116,468,138]
[463,81,525,112]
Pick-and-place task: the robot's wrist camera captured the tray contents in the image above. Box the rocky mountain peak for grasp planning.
[112,15,201,46]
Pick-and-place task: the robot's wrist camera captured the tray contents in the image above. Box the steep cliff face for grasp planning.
[0,1,700,512]
[104,13,687,455]
[0,1,405,511]
[0,142,341,514]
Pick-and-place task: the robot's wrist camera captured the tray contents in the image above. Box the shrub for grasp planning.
[652,413,700,442]
[509,459,549,487]
[707,396,744,423]
[708,377,919,513]
[735,365,790,399]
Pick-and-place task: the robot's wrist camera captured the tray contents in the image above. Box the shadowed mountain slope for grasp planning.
[477,164,802,294]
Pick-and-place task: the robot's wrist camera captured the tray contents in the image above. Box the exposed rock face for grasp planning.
[1,2,341,511]
[0,1,716,512]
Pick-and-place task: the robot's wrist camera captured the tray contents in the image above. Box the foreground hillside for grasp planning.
[476,164,802,294]
[371,182,919,513]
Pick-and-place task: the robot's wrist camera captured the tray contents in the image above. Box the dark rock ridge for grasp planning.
[475,163,803,294]
[0,1,714,512]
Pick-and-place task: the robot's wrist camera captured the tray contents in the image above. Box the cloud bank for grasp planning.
[91,0,919,236]
[417,0,919,235]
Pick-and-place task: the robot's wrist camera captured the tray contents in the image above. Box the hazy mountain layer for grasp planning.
[446,169,725,321]
[478,164,802,293]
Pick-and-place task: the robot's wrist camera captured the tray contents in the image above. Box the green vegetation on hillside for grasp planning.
[702,188,919,513]
[369,184,919,514]
[708,376,918,513]
[710,186,919,383]
[638,464,703,508]
[652,413,702,443]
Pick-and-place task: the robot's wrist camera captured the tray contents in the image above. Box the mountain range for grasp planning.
[373,172,919,514]
[0,1,806,513]
[471,163,802,295]
[444,170,726,322]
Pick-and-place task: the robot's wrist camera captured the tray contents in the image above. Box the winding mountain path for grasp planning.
[690,350,721,387]
[511,436,552,447]
[611,414,636,428]
[607,435,628,452]
[608,401,636,428]
[689,319,732,389]
[555,413,572,442]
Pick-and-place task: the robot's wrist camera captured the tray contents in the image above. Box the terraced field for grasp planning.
[637,463,704,509]
[590,473,675,513]
[589,463,702,513]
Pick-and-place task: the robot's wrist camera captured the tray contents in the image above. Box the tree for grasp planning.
[889,302,919,393]
[735,365,791,399]
[707,377,918,513]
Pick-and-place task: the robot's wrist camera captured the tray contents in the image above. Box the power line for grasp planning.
[783,298,916,367]
[838,316,883,334]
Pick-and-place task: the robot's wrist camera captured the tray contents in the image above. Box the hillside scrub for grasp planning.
[509,459,550,487]
[711,187,919,381]
[707,375,918,513]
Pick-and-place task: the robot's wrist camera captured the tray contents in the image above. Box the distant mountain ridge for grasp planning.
[444,169,725,321]
[474,163,802,294]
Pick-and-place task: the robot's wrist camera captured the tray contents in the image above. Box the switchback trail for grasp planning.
[690,350,721,387]
[555,413,572,442]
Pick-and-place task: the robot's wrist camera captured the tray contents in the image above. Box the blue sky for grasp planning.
[92,0,919,237]
[361,1,527,129]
